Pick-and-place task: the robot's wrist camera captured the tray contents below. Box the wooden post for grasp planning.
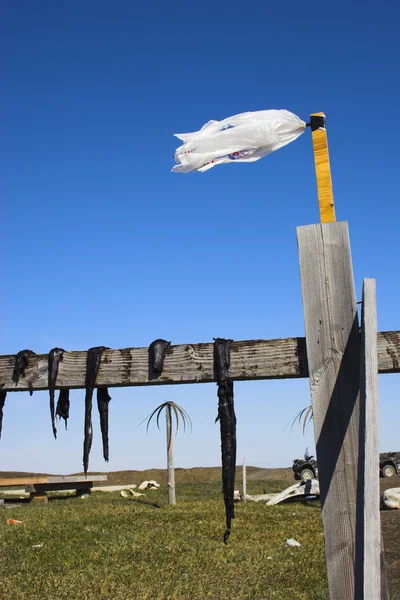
[309,112,336,223]
[29,492,48,505]
[359,279,389,599]
[297,221,361,600]
[242,457,247,502]
[166,405,176,506]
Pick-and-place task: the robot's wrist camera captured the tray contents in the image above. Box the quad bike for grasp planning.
[293,448,400,480]
[379,452,400,478]
[292,449,318,481]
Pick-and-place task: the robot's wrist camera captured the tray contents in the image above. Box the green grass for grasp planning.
[0,481,328,600]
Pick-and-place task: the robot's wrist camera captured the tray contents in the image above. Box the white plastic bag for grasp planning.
[172,109,305,173]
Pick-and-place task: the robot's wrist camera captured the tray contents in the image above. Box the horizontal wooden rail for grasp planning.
[0,475,107,487]
[0,331,398,393]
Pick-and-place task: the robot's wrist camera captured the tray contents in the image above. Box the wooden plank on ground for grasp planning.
[25,481,94,492]
[0,475,107,487]
[0,477,50,486]
[358,279,388,599]
[0,332,399,392]
[46,475,107,484]
[297,221,361,600]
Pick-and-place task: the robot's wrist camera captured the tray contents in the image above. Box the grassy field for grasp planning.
[0,477,329,600]
[1,470,399,599]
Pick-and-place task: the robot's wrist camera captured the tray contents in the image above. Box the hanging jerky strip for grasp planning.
[48,348,65,439]
[214,338,237,544]
[83,346,108,474]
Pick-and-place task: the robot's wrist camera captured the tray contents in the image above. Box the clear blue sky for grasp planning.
[1,1,399,474]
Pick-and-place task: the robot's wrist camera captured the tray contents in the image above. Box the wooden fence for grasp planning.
[1,220,399,600]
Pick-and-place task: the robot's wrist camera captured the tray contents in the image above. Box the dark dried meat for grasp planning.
[48,348,64,439]
[148,339,171,378]
[56,389,70,429]
[214,337,236,544]
[97,387,111,462]
[83,346,108,474]
[12,350,35,386]
[0,391,6,439]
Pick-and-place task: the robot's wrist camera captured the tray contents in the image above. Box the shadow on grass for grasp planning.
[49,494,80,503]
[1,497,30,506]
[47,494,162,509]
[130,498,161,509]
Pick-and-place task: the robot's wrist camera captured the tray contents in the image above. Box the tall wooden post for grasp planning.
[297,221,361,599]
[166,405,176,506]
[359,279,388,599]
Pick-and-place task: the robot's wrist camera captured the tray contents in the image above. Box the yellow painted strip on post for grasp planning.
[310,112,336,223]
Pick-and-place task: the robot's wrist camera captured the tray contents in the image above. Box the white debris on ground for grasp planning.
[96,484,138,493]
[285,538,301,547]
[234,490,278,502]
[120,489,144,498]
[381,487,400,509]
[138,480,160,491]
[234,478,320,506]
[120,481,160,498]
[244,493,276,502]
[267,479,320,506]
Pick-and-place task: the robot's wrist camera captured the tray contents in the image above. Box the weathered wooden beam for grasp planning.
[0,331,399,392]
[0,475,107,487]
[297,221,360,600]
[357,279,388,599]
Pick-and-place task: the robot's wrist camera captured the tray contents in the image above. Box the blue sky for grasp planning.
[1,1,399,474]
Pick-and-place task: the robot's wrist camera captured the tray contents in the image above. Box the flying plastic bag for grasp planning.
[172,109,306,173]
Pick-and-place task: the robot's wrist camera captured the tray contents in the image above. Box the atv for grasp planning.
[380,452,400,478]
[292,449,400,481]
[292,449,318,481]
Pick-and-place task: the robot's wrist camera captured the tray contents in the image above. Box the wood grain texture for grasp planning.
[311,112,336,223]
[0,475,107,486]
[359,279,388,599]
[297,221,360,600]
[0,332,398,392]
